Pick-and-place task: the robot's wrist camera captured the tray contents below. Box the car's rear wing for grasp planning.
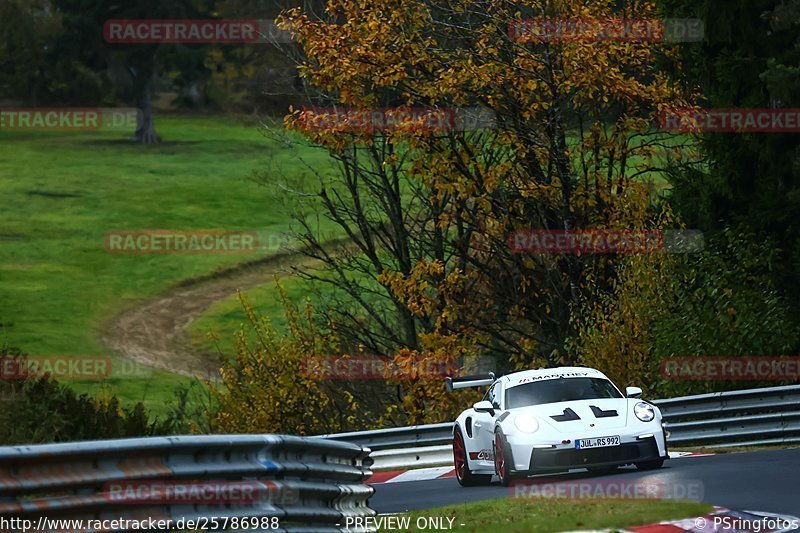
[445,372,496,392]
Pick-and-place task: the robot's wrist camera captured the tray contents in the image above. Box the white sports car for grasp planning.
[446,366,668,486]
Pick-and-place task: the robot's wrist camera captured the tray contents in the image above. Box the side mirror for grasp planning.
[626,386,643,399]
[473,400,496,416]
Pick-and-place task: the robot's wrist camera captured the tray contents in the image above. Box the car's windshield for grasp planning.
[505,377,622,409]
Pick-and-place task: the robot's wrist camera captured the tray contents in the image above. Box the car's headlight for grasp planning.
[514,414,540,433]
[634,402,655,422]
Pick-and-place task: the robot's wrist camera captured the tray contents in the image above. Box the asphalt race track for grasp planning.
[369,448,800,516]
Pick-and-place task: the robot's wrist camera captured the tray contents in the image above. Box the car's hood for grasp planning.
[508,398,632,433]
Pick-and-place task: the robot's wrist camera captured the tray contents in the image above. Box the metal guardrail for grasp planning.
[319,424,452,452]
[369,446,453,470]
[322,385,800,469]
[657,384,800,447]
[0,435,375,532]
[0,386,793,530]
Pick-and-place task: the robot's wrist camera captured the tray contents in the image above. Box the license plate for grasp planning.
[575,435,620,449]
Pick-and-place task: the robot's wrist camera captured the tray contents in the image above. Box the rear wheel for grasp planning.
[635,459,664,470]
[494,430,516,487]
[453,427,491,486]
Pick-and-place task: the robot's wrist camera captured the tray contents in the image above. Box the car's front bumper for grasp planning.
[506,431,667,474]
[527,436,662,471]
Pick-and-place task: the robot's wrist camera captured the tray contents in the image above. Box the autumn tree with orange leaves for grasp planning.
[268,0,694,423]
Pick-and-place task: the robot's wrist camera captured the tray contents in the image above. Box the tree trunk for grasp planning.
[133,77,160,144]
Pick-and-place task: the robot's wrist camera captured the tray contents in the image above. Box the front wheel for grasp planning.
[453,427,491,486]
[635,459,664,470]
[494,430,516,487]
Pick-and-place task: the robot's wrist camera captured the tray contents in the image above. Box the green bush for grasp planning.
[569,228,798,398]
[0,345,191,445]
[650,228,798,397]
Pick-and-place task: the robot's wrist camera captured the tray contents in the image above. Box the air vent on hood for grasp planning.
[590,405,618,418]
[551,407,580,422]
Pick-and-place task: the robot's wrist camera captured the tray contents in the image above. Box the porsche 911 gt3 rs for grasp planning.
[446,366,668,486]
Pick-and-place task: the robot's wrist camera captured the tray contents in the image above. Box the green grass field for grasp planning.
[392,498,712,532]
[186,273,310,351]
[0,114,335,413]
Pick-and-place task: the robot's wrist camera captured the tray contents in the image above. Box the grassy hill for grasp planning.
[0,114,334,413]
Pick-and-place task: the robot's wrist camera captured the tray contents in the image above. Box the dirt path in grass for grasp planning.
[99,244,343,380]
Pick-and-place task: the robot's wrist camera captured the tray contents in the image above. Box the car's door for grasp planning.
[472,381,502,460]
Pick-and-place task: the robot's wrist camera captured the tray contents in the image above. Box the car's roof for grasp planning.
[500,366,609,389]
